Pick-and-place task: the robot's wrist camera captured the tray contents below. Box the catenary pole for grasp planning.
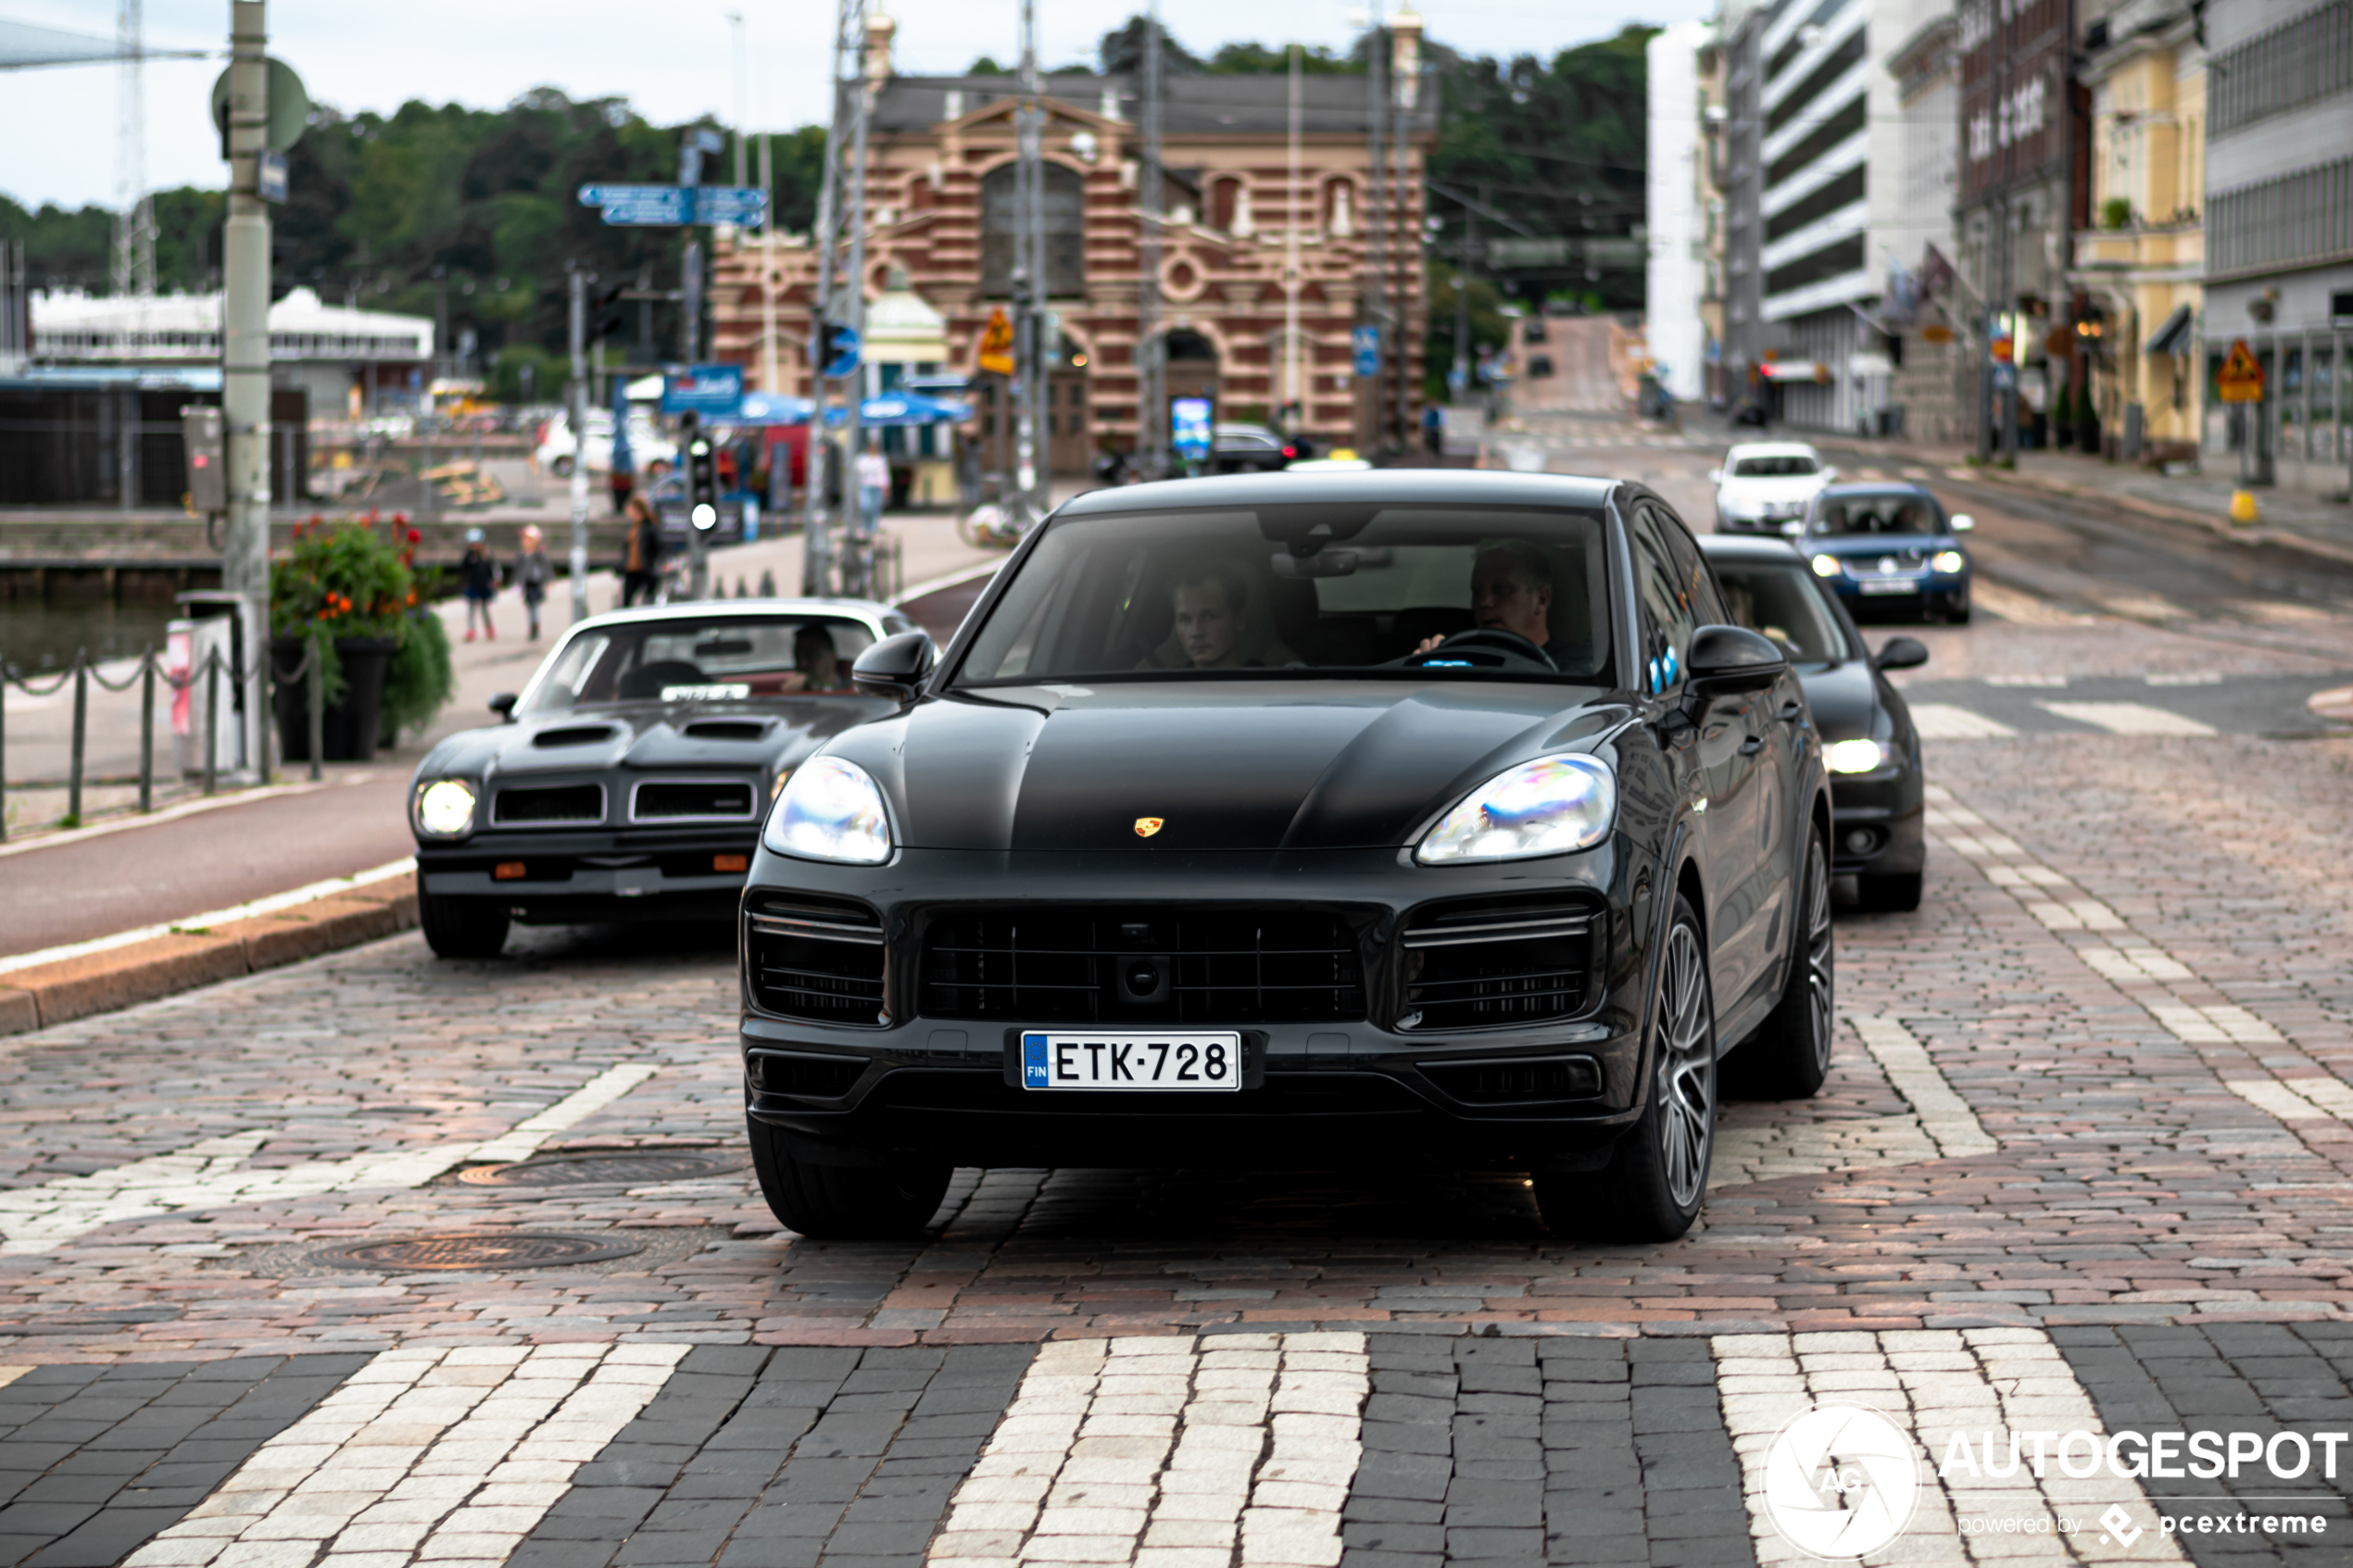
[567,265,592,622]
[220,0,271,784]
[805,0,864,595]
[1286,44,1302,432]
[1013,0,1045,517]
[1138,2,1164,477]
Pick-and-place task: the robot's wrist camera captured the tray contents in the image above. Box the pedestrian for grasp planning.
[855,440,889,540]
[621,494,662,608]
[459,527,497,642]
[1422,401,1445,457]
[516,523,551,640]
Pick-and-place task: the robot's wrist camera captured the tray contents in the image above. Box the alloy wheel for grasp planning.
[1801,840,1835,1075]
[1654,921,1716,1210]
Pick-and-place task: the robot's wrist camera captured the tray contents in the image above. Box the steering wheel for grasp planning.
[1404,627,1554,671]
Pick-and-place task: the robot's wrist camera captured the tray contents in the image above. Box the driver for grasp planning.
[1415,540,1565,667]
[786,625,844,691]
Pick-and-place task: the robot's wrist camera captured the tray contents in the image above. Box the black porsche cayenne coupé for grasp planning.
[740,470,1834,1242]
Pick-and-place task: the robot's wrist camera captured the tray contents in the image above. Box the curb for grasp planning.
[0,875,419,1037]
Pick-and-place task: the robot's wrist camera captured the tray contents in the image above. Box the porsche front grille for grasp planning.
[1400,901,1594,1030]
[747,897,887,1025]
[921,908,1365,1024]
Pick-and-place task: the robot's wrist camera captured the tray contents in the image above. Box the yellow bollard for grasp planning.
[2229,489,2260,525]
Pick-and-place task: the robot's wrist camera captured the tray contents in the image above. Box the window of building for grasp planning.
[981,162,1086,297]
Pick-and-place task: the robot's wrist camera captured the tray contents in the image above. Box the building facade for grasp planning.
[2198,0,2353,493]
[1882,1,1965,444]
[2071,0,2206,463]
[708,20,1437,470]
[1647,20,1716,405]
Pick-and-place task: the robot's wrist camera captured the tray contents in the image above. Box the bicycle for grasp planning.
[956,473,1046,550]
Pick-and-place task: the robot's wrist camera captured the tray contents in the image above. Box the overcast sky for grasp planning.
[2,0,1704,213]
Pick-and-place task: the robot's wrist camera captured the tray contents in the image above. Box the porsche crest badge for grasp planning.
[1134,817,1165,838]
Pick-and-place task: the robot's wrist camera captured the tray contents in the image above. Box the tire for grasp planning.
[1946,598,1973,624]
[420,894,510,959]
[746,1116,951,1240]
[1856,871,1924,912]
[1723,828,1835,1099]
[1534,896,1717,1243]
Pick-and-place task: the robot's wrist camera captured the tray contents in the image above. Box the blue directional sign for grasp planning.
[577,183,769,228]
[662,363,745,418]
[1352,325,1381,379]
[821,324,862,380]
[695,187,770,226]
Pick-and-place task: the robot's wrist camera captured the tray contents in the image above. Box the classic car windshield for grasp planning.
[956,505,1614,683]
[1811,493,1943,536]
[1708,558,1856,664]
[522,615,877,711]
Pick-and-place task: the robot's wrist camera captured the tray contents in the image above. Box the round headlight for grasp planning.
[415,778,478,837]
[1417,755,1617,865]
[1811,554,1843,578]
[1931,549,1967,573]
[1824,738,1885,774]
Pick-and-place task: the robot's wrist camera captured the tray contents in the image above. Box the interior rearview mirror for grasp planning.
[1949,513,1975,532]
[1875,635,1931,671]
[851,630,938,704]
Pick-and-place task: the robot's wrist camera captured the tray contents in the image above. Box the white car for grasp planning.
[535,410,679,477]
[1711,442,1837,533]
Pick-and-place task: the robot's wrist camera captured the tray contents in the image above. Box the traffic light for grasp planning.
[181,406,225,513]
[684,412,719,531]
[592,282,629,342]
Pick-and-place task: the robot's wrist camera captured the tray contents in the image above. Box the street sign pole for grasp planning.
[220,0,271,784]
[566,265,592,624]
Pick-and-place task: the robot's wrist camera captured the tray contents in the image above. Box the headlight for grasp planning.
[414,778,478,837]
[1824,738,1885,774]
[1416,755,1617,865]
[1931,549,1967,573]
[764,756,891,864]
[1811,554,1843,577]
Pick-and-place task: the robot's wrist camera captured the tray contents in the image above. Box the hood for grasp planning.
[828,682,1628,852]
[415,696,892,782]
[1792,659,1883,743]
[1806,533,1957,559]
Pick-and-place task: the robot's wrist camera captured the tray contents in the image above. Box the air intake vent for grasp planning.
[633,780,756,821]
[749,1051,867,1098]
[1419,1055,1602,1103]
[491,784,605,825]
[1400,900,1593,1031]
[684,720,769,742]
[533,726,617,749]
[921,907,1365,1023]
[747,897,887,1025]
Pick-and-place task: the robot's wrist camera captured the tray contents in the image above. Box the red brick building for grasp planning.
[709,17,1437,471]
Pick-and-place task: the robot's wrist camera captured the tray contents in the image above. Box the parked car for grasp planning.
[1798,483,1975,623]
[736,468,1834,1242]
[535,409,679,477]
[408,600,913,958]
[1700,535,1929,911]
[1711,442,1835,532]
[1211,422,1315,474]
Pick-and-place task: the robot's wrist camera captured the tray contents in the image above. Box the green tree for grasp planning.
[1424,261,1510,400]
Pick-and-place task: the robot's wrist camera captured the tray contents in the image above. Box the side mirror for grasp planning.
[1875,635,1931,671]
[488,692,518,718]
[1818,467,1840,483]
[1707,468,1724,483]
[1780,519,1806,537]
[1949,513,1975,532]
[1686,623,1788,696]
[851,630,937,704]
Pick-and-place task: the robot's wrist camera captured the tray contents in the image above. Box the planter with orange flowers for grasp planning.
[269,518,450,762]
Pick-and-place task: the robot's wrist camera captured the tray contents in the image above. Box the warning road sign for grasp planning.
[2218,339,2265,404]
[977,307,1015,377]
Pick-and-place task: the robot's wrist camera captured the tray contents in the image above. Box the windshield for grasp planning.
[957,505,1614,684]
[1730,455,1818,478]
[1811,492,1942,536]
[522,614,876,711]
[1708,558,1856,663]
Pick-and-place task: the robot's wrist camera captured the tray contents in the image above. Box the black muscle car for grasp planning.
[409,599,912,958]
[737,470,1836,1243]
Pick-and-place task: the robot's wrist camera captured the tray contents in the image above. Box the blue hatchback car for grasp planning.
[1794,483,1975,624]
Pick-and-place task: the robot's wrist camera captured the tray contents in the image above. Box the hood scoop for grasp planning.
[534,724,620,749]
[683,719,772,742]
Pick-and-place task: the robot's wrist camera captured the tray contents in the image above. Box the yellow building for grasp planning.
[2070,0,2206,461]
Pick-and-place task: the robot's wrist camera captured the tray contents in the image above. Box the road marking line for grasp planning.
[2034,700,2218,736]
[1712,1328,2189,1565]
[122,1341,688,1568]
[1907,703,2019,739]
[0,856,417,974]
[2228,1079,2332,1122]
[1983,672,2069,686]
[2145,671,2223,685]
[1849,1015,1998,1159]
[930,1333,1365,1568]
[0,1061,662,1253]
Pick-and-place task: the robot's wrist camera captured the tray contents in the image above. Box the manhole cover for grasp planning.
[303,1231,645,1273]
[456,1149,749,1187]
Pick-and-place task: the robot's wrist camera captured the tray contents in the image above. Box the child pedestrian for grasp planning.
[459,527,497,642]
[516,524,551,640]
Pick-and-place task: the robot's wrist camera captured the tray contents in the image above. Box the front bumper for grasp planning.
[416,827,759,923]
[1825,763,1926,877]
[1825,572,1969,610]
[737,844,1664,1171]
